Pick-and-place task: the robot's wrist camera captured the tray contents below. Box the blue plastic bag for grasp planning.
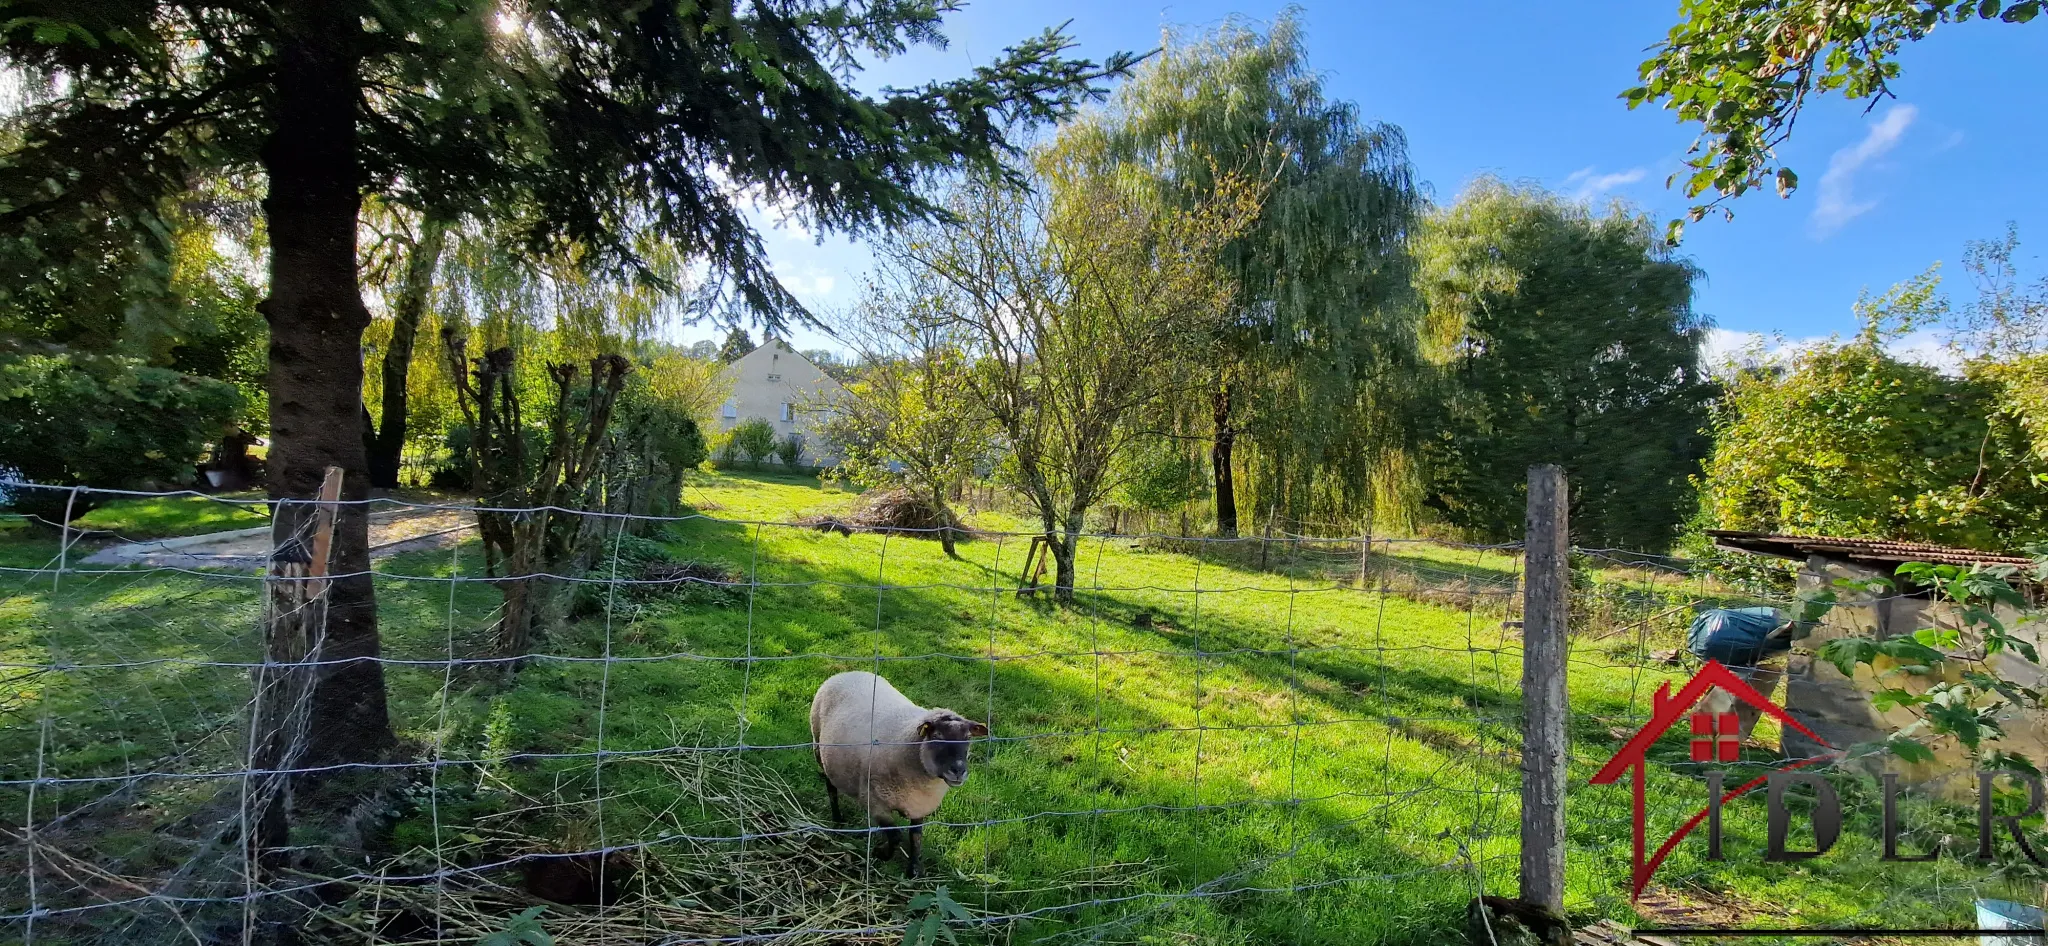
[1685,607,1790,668]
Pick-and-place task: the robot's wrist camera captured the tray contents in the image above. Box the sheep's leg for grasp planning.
[821,772,843,826]
[904,819,926,878]
[872,814,900,862]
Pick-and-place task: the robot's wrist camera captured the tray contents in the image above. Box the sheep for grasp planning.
[809,670,988,877]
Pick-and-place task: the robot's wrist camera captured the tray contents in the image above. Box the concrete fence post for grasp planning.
[1520,464,1569,911]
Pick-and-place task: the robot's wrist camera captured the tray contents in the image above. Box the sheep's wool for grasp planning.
[811,671,953,822]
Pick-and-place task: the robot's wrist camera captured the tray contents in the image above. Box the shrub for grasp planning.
[729,417,777,469]
[0,353,240,519]
[774,432,805,470]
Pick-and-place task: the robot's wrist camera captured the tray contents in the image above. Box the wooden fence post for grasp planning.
[1520,464,1569,912]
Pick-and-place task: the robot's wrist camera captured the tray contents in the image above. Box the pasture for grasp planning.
[0,473,2009,943]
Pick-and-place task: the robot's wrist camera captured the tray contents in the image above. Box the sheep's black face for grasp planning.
[918,711,988,788]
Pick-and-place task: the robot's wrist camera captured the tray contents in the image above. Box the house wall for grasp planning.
[715,341,846,467]
[1782,554,2048,787]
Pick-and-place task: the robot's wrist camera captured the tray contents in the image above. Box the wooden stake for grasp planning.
[307,465,343,595]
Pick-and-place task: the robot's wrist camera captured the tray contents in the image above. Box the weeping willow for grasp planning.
[1065,11,1431,534]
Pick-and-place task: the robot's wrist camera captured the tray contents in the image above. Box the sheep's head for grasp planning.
[916,709,988,787]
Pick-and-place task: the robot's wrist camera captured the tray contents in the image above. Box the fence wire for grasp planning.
[0,479,1944,944]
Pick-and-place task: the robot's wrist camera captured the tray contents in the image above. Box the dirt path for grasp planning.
[82,506,475,569]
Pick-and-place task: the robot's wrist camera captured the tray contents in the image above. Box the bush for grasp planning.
[1698,342,2048,549]
[729,418,777,469]
[428,424,476,490]
[0,353,240,519]
[774,432,805,470]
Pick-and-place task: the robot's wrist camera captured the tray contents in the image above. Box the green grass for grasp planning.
[0,472,2024,943]
[71,493,269,539]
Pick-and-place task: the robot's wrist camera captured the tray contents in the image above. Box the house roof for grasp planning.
[1589,659,1830,785]
[1706,530,2034,571]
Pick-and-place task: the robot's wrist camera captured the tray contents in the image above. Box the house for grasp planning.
[716,340,848,467]
[1708,530,2047,777]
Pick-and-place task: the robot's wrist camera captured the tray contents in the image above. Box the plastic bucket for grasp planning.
[1978,899,2045,946]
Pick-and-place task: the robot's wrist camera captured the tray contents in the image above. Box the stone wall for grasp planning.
[1779,554,2048,786]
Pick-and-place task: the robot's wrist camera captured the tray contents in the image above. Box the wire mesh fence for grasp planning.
[0,477,1972,944]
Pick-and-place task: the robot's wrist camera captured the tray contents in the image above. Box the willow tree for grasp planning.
[0,0,1133,848]
[1414,180,1714,550]
[1065,12,1426,535]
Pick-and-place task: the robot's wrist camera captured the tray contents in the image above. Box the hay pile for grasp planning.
[798,488,969,542]
[314,753,907,945]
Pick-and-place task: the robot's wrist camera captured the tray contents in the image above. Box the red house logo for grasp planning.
[1590,660,1841,899]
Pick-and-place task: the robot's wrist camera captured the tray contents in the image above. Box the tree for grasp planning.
[1066,12,1425,535]
[362,206,450,488]
[887,163,1261,602]
[718,327,759,363]
[0,0,1133,820]
[820,304,995,557]
[445,339,630,657]
[1414,180,1715,550]
[1630,0,2038,240]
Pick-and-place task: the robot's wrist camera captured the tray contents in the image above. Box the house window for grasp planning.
[766,373,782,382]
[722,401,737,419]
[779,403,794,422]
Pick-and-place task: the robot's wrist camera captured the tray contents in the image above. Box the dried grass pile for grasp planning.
[314,753,908,945]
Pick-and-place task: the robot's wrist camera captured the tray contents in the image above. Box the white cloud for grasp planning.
[1701,326,1959,375]
[1810,105,1918,237]
[1563,166,1647,202]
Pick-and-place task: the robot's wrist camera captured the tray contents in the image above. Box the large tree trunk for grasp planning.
[368,219,448,488]
[1212,380,1238,538]
[253,11,393,818]
[1051,511,1084,604]
[931,482,960,559]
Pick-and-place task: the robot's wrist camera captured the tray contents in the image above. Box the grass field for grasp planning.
[0,473,2024,944]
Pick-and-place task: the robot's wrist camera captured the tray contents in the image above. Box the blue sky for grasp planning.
[684,1,2048,362]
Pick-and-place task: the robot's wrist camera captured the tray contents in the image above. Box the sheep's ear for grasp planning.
[967,720,989,738]
[917,719,934,740]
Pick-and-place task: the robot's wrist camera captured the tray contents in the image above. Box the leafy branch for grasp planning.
[1812,556,2046,767]
[902,885,974,946]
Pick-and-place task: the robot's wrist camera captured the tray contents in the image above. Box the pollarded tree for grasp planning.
[1063,12,1426,535]
[1415,180,1715,550]
[0,0,1134,851]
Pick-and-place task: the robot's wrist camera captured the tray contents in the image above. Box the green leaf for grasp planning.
[1979,0,2002,19]
[1872,688,1930,711]
[1912,627,1961,649]
[1819,637,1881,677]
[1877,637,1947,669]
[1889,735,1937,764]
[1775,167,1798,198]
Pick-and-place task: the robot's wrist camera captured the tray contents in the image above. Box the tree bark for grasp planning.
[1212,380,1238,538]
[368,219,448,488]
[255,12,393,790]
[932,483,960,559]
[1051,512,1084,604]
